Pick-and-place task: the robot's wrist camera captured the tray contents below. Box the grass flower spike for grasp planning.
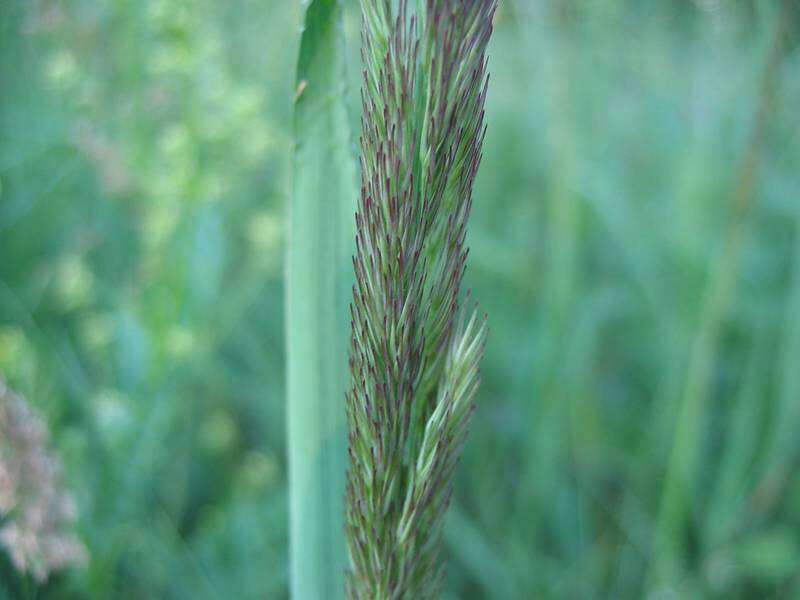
[345,0,495,596]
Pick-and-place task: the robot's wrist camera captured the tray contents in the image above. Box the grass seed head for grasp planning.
[346,0,495,596]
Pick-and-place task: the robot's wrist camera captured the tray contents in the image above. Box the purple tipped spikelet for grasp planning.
[346,0,495,597]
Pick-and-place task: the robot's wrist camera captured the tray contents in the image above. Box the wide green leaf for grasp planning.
[286,1,356,598]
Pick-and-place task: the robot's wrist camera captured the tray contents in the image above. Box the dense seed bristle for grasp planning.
[346,0,494,597]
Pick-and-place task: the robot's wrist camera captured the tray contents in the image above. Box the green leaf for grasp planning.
[734,530,800,584]
[286,1,356,599]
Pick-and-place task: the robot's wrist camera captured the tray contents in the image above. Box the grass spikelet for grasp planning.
[345,1,495,596]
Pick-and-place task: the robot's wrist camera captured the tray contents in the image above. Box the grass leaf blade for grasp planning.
[287,1,356,598]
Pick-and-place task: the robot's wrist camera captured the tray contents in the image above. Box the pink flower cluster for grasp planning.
[0,378,88,582]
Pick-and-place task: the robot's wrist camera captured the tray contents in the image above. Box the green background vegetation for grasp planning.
[2,0,800,597]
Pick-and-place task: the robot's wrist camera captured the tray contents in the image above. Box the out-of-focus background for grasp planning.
[2,0,800,597]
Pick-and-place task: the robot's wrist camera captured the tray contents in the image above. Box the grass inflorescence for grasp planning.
[345,0,495,597]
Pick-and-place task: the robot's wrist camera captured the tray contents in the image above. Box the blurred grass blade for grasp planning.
[650,2,791,585]
[444,506,519,599]
[705,330,769,546]
[287,1,356,598]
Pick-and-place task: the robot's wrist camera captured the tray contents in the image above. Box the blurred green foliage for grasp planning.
[1,0,800,598]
